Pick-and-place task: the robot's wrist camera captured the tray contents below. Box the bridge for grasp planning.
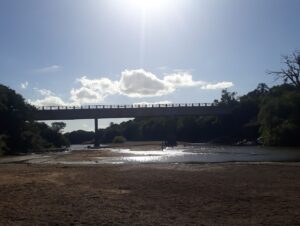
[32,103,232,146]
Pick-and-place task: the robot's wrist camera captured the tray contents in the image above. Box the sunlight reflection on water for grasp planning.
[97,145,300,164]
[110,147,197,156]
[16,144,300,165]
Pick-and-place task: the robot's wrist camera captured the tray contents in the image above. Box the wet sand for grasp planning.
[0,162,300,225]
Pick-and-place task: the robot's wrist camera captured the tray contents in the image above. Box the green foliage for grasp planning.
[2,79,299,148]
[36,122,69,148]
[67,84,275,145]
[214,89,238,106]
[230,83,269,140]
[122,121,141,140]
[0,84,34,154]
[52,82,299,147]
[112,136,127,144]
[51,122,66,133]
[100,123,122,143]
[65,130,94,144]
[258,86,300,146]
[0,84,69,155]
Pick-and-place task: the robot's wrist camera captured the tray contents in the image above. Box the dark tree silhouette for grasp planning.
[214,89,238,106]
[268,51,300,89]
[255,83,269,95]
[0,84,69,154]
[51,122,66,133]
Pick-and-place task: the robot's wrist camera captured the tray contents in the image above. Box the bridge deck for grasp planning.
[32,103,231,120]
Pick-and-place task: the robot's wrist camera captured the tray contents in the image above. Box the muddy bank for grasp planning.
[0,163,300,225]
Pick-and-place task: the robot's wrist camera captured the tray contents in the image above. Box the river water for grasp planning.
[1,144,300,165]
[75,144,300,164]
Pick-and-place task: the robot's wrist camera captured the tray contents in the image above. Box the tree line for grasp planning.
[66,51,300,146]
[65,83,299,146]
[1,51,300,155]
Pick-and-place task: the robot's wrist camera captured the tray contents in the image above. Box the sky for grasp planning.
[0,0,300,132]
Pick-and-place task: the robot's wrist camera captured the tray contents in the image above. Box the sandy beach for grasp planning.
[0,144,300,225]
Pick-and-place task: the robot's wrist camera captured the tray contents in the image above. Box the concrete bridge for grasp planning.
[32,103,232,146]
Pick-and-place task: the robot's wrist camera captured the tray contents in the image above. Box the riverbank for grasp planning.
[0,163,300,225]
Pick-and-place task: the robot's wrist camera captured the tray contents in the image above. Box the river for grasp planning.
[71,143,300,164]
[1,143,300,164]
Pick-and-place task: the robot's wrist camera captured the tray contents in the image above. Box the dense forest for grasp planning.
[0,84,69,155]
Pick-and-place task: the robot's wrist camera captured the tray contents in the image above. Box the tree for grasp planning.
[65,130,94,144]
[268,51,300,89]
[112,136,127,143]
[255,83,269,95]
[123,121,141,141]
[258,86,300,146]
[214,89,238,106]
[0,84,33,153]
[51,122,66,133]
[0,84,69,154]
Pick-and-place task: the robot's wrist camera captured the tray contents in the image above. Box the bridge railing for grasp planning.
[35,103,216,111]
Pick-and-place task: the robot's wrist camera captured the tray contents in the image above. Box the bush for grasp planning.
[112,136,126,144]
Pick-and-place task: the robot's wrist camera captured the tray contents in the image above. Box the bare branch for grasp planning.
[268,51,300,89]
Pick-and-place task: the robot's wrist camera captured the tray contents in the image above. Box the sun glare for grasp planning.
[129,0,169,11]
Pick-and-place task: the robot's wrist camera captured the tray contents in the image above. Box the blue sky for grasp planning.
[0,0,300,132]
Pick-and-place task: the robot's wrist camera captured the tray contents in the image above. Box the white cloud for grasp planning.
[30,88,68,106]
[163,72,205,87]
[34,65,62,74]
[34,88,55,96]
[133,100,172,105]
[76,76,119,95]
[69,76,119,105]
[69,69,234,104]
[20,81,29,89]
[162,72,234,90]
[201,82,234,90]
[119,69,174,97]
[70,87,103,104]
[29,69,234,106]
[29,96,66,106]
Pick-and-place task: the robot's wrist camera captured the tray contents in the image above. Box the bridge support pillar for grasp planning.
[165,117,177,147]
[94,118,99,147]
